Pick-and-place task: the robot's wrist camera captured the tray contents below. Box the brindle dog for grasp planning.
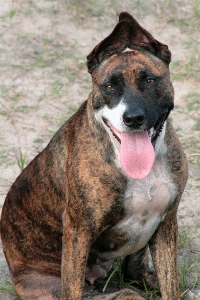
[1,12,187,300]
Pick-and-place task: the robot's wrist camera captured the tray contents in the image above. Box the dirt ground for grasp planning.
[0,0,200,299]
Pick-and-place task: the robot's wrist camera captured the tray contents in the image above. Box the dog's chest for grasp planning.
[100,157,177,260]
[124,161,175,221]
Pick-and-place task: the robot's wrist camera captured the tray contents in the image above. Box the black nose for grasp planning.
[123,108,145,128]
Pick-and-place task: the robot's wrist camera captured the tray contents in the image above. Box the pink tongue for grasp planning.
[120,131,155,179]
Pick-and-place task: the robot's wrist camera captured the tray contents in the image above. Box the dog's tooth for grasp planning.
[148,128,154,138]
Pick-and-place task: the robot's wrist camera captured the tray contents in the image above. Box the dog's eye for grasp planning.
[147,78,155,85]
[105,85,114,91]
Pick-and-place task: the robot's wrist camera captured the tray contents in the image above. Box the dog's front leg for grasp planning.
[149,207,180,300]
[61,211,91,300]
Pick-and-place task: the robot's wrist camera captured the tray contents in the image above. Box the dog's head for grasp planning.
[87,12,174,180]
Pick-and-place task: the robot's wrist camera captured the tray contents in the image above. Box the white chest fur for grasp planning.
[100,154,177,260]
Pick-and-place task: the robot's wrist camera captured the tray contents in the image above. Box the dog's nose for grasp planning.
[123,108,145,128]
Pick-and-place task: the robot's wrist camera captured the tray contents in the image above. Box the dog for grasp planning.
[1,12,188,300]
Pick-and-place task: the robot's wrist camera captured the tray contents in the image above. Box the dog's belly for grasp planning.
[97,157,177,261]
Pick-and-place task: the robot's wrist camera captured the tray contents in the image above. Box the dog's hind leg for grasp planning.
[122,246,159,290]
[12,269,61,300]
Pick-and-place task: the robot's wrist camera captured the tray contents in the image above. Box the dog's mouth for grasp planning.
[149,113,167,146]
[105,113,167,146]
[103,113,167,180]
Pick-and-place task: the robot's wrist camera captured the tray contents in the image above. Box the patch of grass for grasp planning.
[181,135,200,167]
[103,265,119,293]
[178,228,200,298]
[6,161,15,167]
[0,150,7,160]
[17,151,27,171]
[0,280,16,296]
[187,103,194,111]
[15,106,29,113]
[192,1,200,24]
[178,230,193,248]
[49,130,56,136]
[184,41,200,80]
[67,104,79,117]
[53,51,61,59]
[176,126,182,132]
[0,107,6,115]
[50,79,66,97]
[11,92,22,101]
[39,93,47,101]
[0,86,9,95]
[42,113,53,121]
[148,0,200,32]
[186,92,200,111]
[34,138,44,144]
[43,37,54,44]
[64,44,86,68]
[36,56,51,68]
[56,114,67,127]
[171,51,200,81]
[66,0,104,17]
[33,138,45,151]
[187,92,200,103]
[143,283,160,299]
[9,9,16,23]
[178,258,198,293]
[195,118,200,130]
[19,34,29,40]
[66,74,76,84]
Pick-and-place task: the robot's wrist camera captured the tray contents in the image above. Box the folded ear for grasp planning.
[87,12,171,74]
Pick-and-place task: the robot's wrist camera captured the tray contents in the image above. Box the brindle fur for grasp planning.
[1,12,187,300]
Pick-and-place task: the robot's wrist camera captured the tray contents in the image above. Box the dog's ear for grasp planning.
[87,12,171,74]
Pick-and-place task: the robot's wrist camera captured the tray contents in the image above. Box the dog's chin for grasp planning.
[103,112,167,149]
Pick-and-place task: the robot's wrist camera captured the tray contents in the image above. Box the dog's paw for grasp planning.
[141,271,159,290]
[84,288,146,299]
[122,248,159,290]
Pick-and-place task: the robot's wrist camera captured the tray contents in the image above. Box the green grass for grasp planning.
[17,151,27,171]
[9,10,16,23]
[56,113,67,127]
[178,258,200,297]
[149,0,200,31]
[36,55,51,68]
[195,118,200,130]
[178,229,200,248]
[0,150,7,160]
[0,280,17,296]
[67,104,79,117]
[42,113,53,121]
[50,79,67,97]
[143,283,160,299]
[0,107,6,115]
[103,265,119,293]
[66,0,104,17]
[43,37,54,44]
[170,49,200,81]
[15,106,30,113]
[34,138,44,144]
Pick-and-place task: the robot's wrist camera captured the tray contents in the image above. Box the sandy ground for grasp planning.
[0,1,200,299]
